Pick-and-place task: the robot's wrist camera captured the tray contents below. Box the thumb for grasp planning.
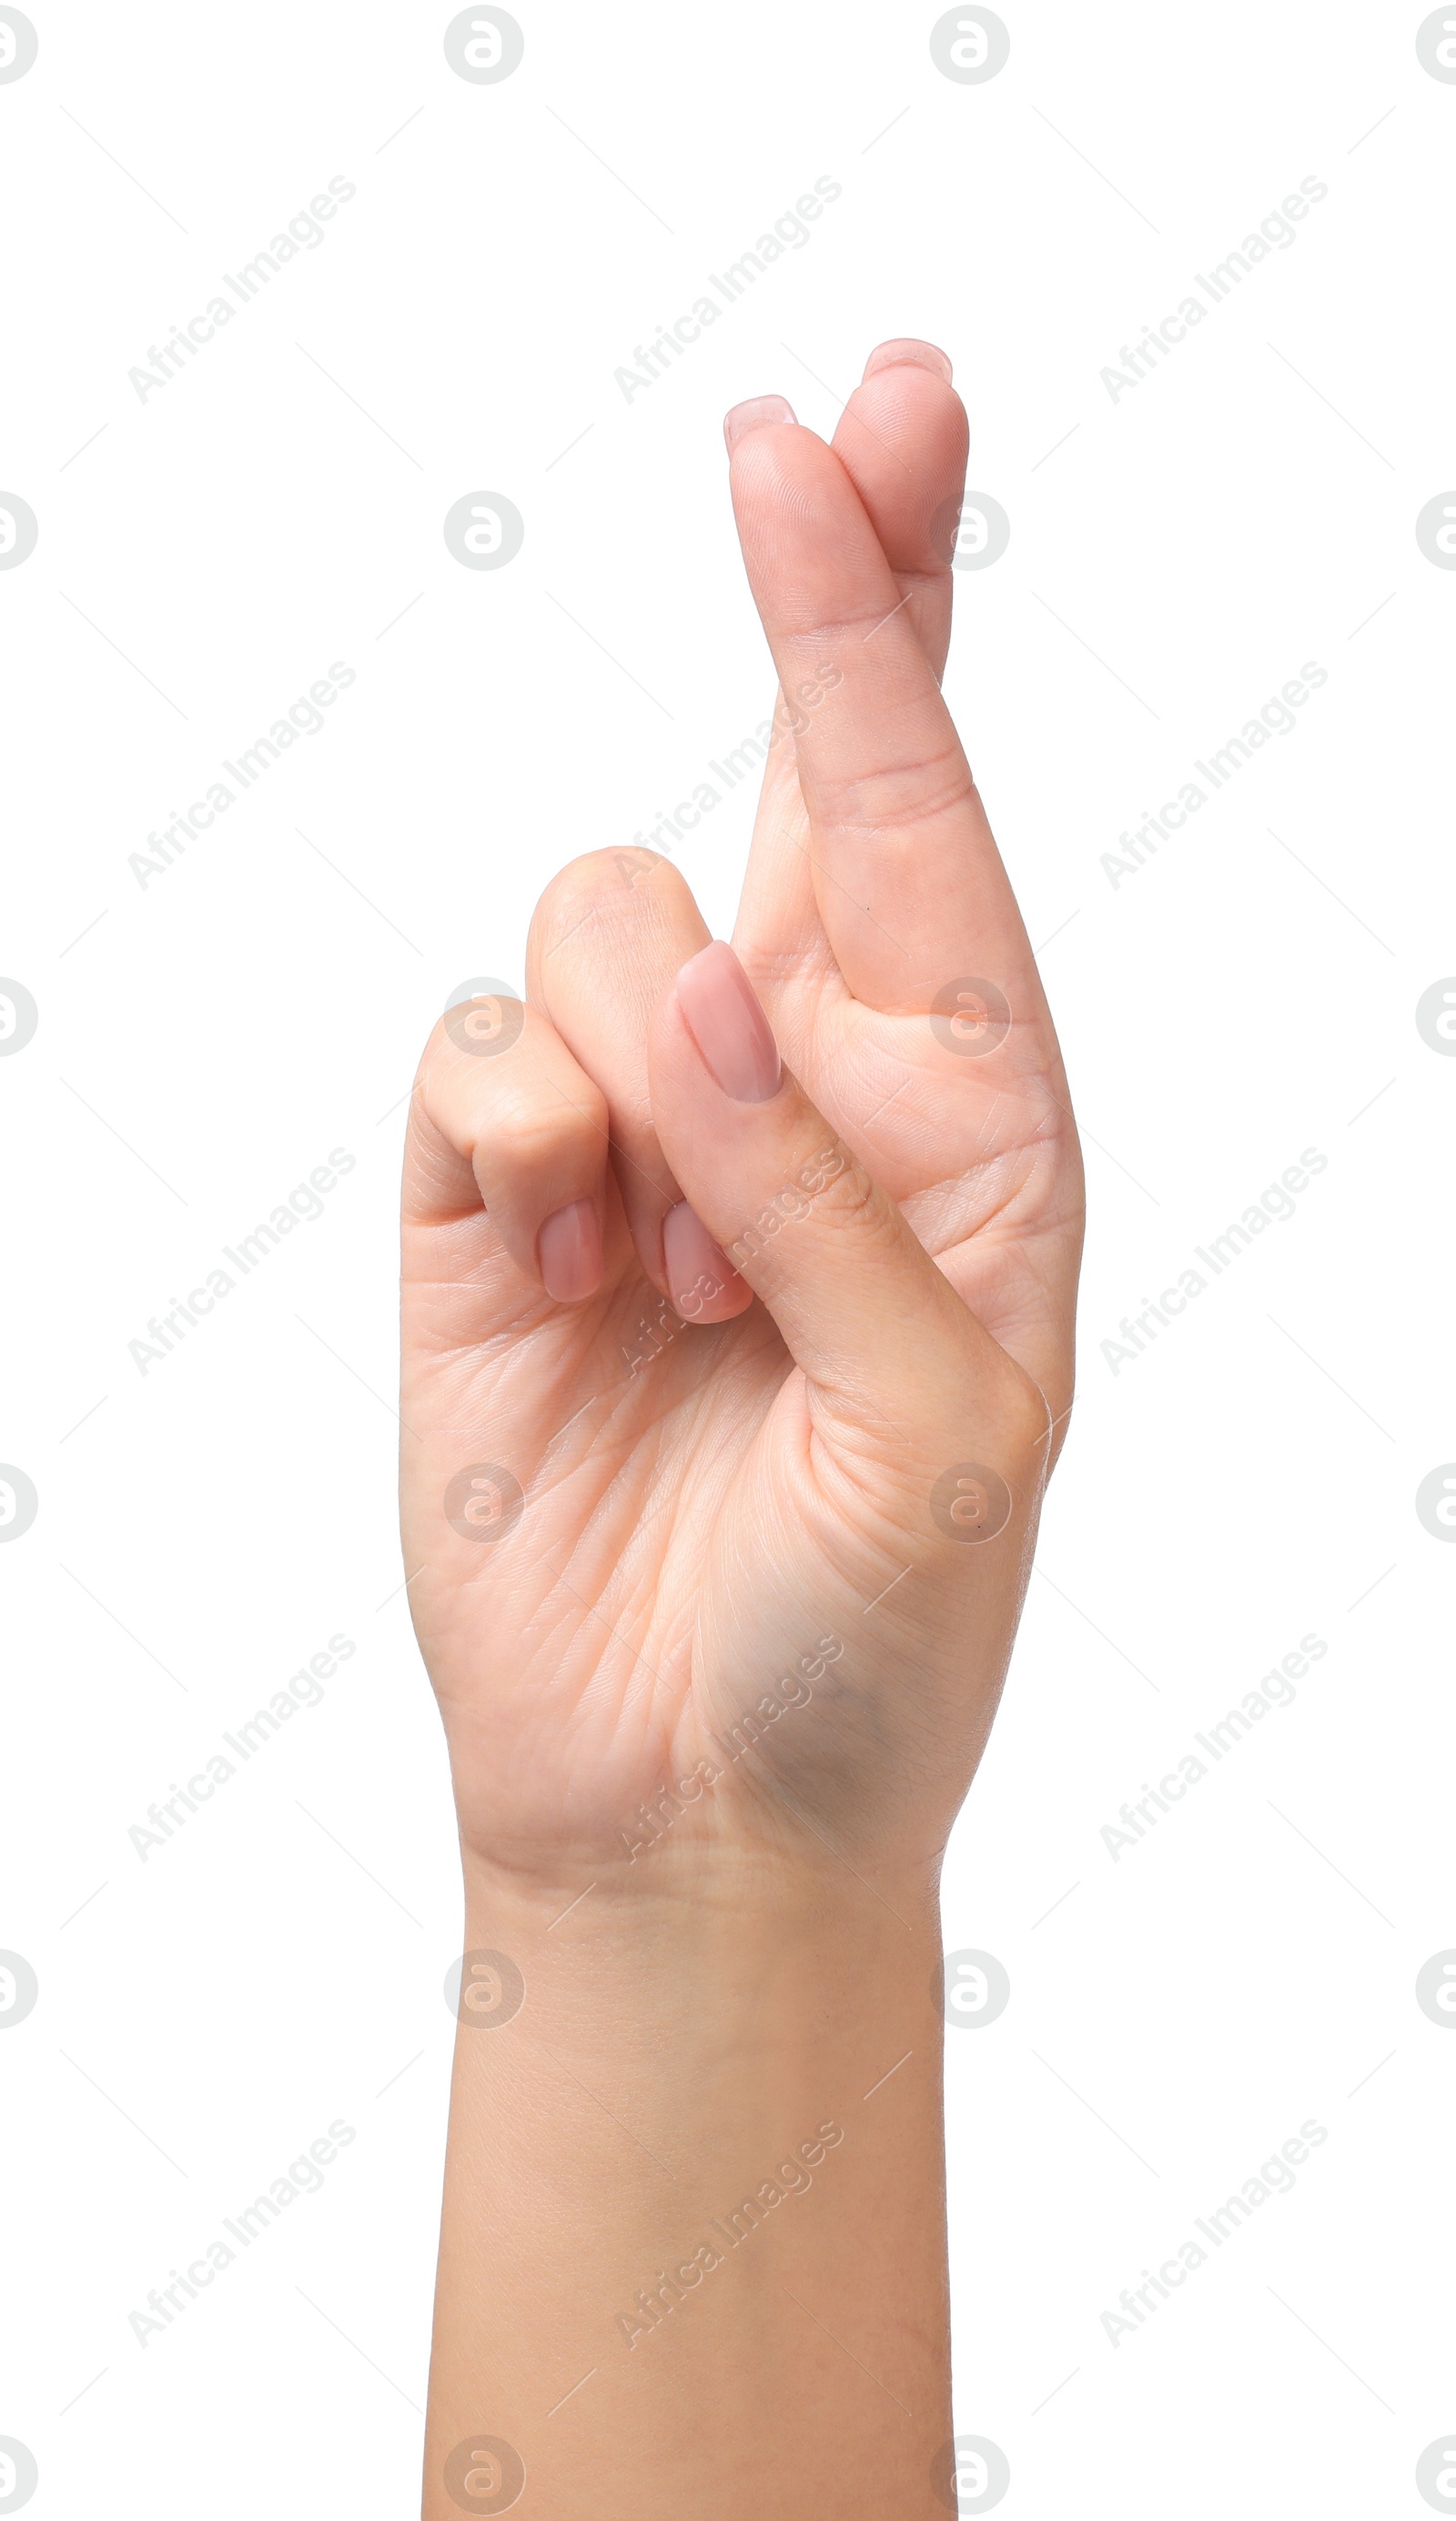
[648,943,1045,1473]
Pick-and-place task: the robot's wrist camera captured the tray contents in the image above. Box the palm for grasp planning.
[401,349,1083,1882]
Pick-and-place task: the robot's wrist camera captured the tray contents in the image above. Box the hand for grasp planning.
[400,338,1084,1896]
[409,338,1087,2521]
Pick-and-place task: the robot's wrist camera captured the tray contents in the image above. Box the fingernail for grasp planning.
[538,1199,602,1302]
[675,942,782,1103]
[862,338,953,384]
[723,393,796,454]
[662,1201,741,1317]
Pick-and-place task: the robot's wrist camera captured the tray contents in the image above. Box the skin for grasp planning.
[402,339,1084,2518]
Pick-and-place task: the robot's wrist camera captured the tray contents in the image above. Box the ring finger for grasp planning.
[525,847,754,1325]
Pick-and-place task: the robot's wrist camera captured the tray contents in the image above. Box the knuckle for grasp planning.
[814,744,976,838]
[413,1017,462,1103]
[535,846,631,913]
[482,1085,602,1176]
[417,1009,451,1070]
[530,847,694,958]
[778,607,898,650]
[411,1007,608,1183]
[811,1146,896,1246]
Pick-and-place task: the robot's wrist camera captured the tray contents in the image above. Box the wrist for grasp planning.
[431,1837,954,2518]
[457,1831,945,2029]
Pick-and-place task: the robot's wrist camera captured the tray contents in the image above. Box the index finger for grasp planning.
[726,410,1038,1021]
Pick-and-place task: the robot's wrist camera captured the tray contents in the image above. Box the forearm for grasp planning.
[423,1842,952,2517]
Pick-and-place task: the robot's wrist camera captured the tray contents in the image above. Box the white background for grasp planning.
[3,1,1454,2513]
